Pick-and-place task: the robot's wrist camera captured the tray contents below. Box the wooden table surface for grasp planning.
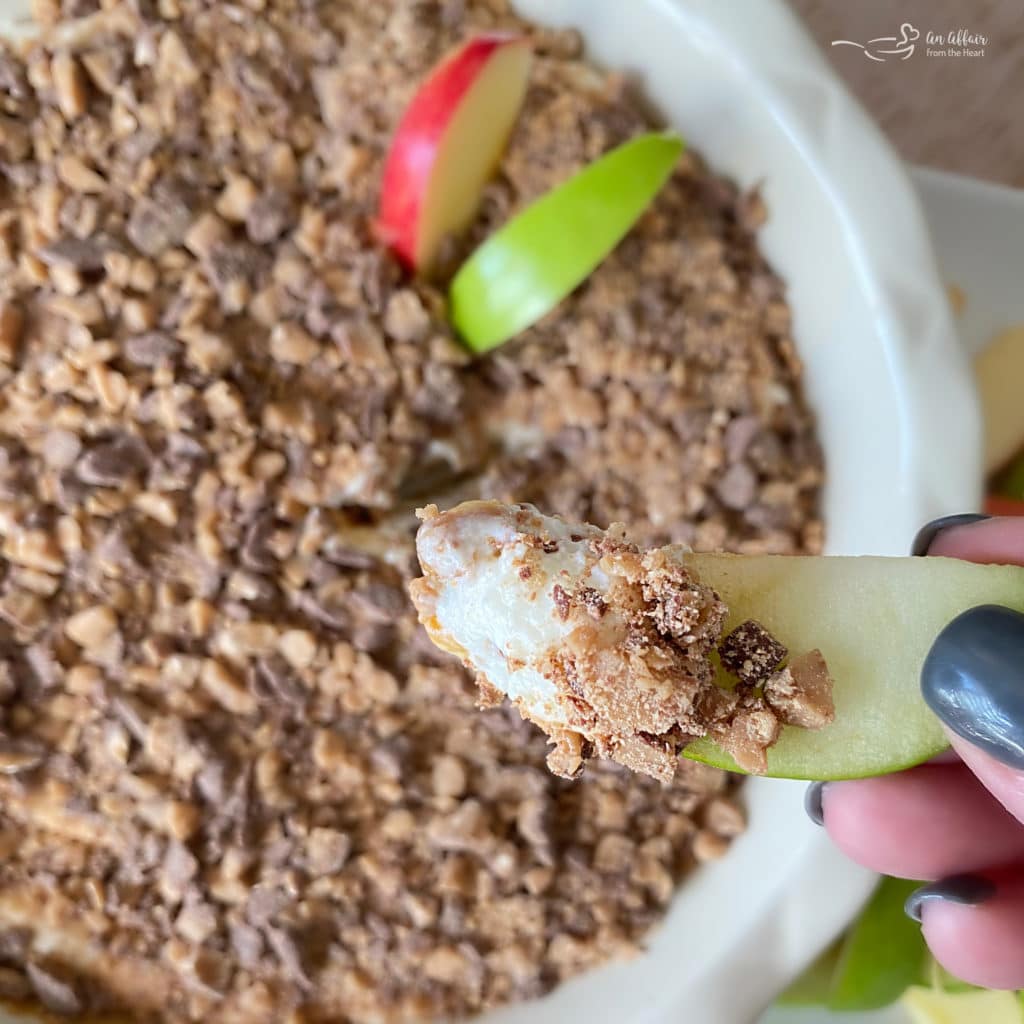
[791,0,1021,186]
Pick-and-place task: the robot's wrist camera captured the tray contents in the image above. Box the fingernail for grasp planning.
[905,875,995,923]
[911,513,989,556]
[922,604,1024,769]
[804,781,827,826]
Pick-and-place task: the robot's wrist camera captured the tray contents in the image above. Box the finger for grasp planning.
[818,763,1024,879]
[912,870,1024,990]
[921,604,1024,824]
[926,514,1024,563]
[949,734,1024,825]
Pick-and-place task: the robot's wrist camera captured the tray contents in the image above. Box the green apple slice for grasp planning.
[449,131,683,352]
[682,553,1024,780]
[997,450,1024,500]
[827,876,927,1011]
[777,940,843,1006]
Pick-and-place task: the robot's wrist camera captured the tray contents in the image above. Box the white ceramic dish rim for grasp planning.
[0,1,980,1023]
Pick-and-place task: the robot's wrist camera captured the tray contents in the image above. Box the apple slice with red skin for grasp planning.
[378,33,531,273]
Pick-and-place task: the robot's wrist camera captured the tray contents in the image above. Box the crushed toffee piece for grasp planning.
[718,619,788,685]
[0,0,822,1019]
[764,649,836,730]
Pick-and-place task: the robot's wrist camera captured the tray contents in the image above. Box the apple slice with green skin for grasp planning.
[682,552,1024,779]
[775,876,1024,1015]
[411,501,1024,782]
[826,876,927,1011]
[780,876,928,1010]
[378,33,532,273]
[449,131,683,352]
[996,451,1024,500]
[776,941,843,1007]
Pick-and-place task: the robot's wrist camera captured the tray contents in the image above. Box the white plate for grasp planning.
[0,2,980,1023]
[911,167,1024,357]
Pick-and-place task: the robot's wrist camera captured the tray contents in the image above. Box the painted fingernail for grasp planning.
[911,513,989,556]
[922,604,1024,770]
[905,875,995,923]
[804,782,827,826]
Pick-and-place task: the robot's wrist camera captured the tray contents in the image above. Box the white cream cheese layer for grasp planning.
[414,502,615,725]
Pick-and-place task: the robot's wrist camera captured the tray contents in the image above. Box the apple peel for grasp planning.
[682,552,1024,779]
[378,33,532,273]
[449,131,684,352]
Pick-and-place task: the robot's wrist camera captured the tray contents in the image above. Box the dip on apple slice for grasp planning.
[410,500,835,781]
[411,500,1024,782]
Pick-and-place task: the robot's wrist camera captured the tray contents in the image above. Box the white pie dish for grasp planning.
[0,0,980,1022]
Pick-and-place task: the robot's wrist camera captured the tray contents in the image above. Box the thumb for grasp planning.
[923,603,1024,825]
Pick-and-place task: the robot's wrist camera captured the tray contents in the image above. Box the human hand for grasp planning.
[806,514,1024,990]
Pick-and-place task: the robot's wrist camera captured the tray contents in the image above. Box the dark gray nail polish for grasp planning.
[911,513,989,556]
[905,875,995,923]
[922,604,1024,769]
[804,781,826,826]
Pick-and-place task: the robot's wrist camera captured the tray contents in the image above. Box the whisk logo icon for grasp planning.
[831,22,919,61]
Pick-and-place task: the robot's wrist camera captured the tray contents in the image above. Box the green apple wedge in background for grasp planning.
[450,131,684,352]
[780,875,1024,1019]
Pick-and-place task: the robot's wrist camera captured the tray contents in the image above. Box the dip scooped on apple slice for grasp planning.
[410,500,1024,782]
[410,500,829,781]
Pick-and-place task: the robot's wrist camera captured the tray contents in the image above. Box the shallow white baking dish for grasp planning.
[0,0,980,1022]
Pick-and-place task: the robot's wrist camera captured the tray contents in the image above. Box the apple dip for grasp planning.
[0,0,823,1021]
[412,501,835,780]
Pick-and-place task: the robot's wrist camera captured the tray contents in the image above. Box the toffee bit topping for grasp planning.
[718,619,788,685]
[764,649,835,729]
[712,704,781,775]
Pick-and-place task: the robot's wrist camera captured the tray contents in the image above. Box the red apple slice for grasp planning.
[378,33,531,273]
